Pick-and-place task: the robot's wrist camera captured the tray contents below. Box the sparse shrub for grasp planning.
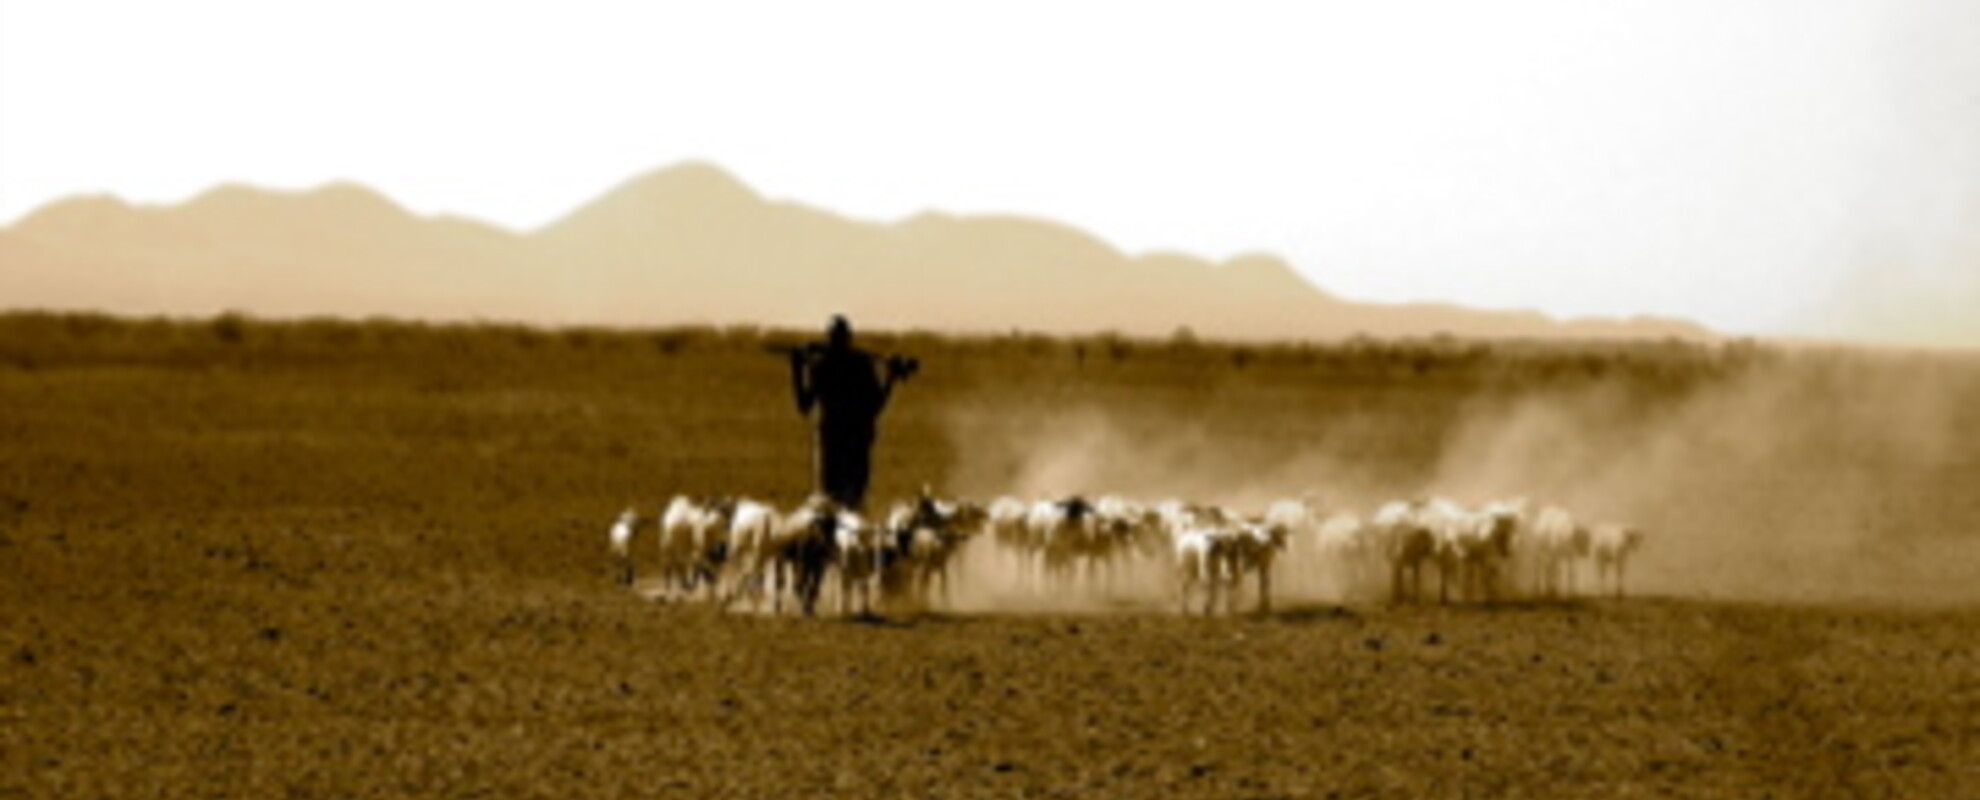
[1094,331,1133,362]
[510,327,548,349]
[211,311,252,344]
[651,329,694,355]
[61,311,119,339]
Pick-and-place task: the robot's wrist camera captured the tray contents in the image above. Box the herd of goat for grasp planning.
[608,490,1647,616]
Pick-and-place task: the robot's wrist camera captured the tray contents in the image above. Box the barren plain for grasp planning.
[4,314,1976,797]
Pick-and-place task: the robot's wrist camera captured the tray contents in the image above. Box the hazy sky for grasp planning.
[3,1,1976,342]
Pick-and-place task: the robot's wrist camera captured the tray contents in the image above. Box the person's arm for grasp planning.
[875,373,896,414]
[790,352,817,415]
[874,356,907,413]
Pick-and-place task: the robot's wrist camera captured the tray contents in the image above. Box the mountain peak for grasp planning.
[607,160,760,207]
[180,180,411,224]
[303,181,404,211]
[1221,253,1325,293]
[537,160,765,239]
[9,194,136,236]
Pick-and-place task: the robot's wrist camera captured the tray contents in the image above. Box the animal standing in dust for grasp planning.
[882,487,987,611]
[1373,499,1447,604]
[1527,506,1590,599]
[1588,523,1646,598]
[657,495,735,600]
[722,495,848,616]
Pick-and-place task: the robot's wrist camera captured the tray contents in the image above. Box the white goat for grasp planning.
[1094,495,1151,535]
[1085,494,1162,591]
[1587,523,1645,599]
[1165,504,1284,616]
[1371,501,1423,603]
[987,495,1035,586]
[771,495,846,616]
[1441,500,1524,604]
[1027,496,1100,589]
[720,498,784,611]
[658,495,732,598]
[880,490,981,610]
[1527,506,1589,599]
[608,508,639,587]
[835,508,885,616]
[1172,522,1222,616]
[1220,516,1290,614]
[1311,512,1374,600]
[1372,499,1463,604]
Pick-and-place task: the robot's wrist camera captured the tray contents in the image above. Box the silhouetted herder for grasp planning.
[783,316,916,510]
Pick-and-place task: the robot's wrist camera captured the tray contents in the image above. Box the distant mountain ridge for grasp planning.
[0,161,1713,340]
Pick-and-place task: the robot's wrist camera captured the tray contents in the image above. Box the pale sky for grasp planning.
[3,1,1976,342]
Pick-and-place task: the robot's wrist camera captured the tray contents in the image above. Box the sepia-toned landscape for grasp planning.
[5,313,1976,797]
[9,2,1980,794]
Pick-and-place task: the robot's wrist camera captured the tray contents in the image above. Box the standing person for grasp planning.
[788,315,914,510]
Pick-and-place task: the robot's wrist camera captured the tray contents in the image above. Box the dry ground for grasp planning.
[3,314,1976,797]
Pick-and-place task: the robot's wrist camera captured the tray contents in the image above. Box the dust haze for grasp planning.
[937,348,1980,607]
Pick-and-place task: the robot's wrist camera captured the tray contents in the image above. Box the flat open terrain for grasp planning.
[3,314,1977,797]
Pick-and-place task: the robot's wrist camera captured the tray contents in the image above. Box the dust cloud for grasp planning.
[941,406,1352,512]
[931,401,1379,612]
[935,349,1980,607]
[1431,350,1980,605]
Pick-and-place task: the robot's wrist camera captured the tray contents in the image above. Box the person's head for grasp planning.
[826,315,853,349]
